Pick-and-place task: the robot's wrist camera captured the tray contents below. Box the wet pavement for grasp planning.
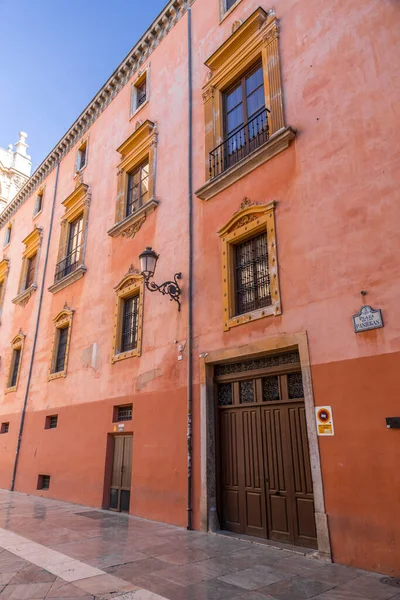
[0,491,397,599]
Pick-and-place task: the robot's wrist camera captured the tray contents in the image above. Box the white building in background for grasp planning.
[0,132,32,211]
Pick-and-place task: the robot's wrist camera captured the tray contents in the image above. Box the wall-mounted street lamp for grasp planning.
[139,247,182,311]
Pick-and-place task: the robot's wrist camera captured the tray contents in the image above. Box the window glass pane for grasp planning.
[218,383,233,406]
[262,376,280,401]
[247,87,265,119]
[226,0,237,10]
[55,327,68,373]
[227,105,244,134]
[288,372,304,399]
[239,380,255,404]
[121,296,139,352]
[10,349,21,387]
[137,80,147,107]
[246,66,263,95]
[226,84,242,112]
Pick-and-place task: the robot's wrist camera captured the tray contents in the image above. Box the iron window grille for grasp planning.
[45,415,58,429]
[0,422,9,434]
[25,253,37,290]
[126,161,149,217]
[10,349,21,388]
[37,475,50,490]
[121,296,139,353]
[136,80,147,108]
[116,405,133,422]
[54,327,68,373]
[235,233,271,315]
[209,62,270,178]
[54,216,83,282]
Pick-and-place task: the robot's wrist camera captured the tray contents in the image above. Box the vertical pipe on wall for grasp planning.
[10,162,60,491]
[187,3,194,531]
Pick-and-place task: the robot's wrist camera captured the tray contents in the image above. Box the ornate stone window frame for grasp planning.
[130,66,150,119]
[112,267,144,363]
[12,226,43,307]
[0,258,10,320]
[5,332,25,393]
[219,200,281,331]
[48,181,91,294]
[48,307,74,381]
[107,120,159,239]
[196,8,295,201]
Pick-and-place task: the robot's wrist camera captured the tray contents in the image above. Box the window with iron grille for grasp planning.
[114,405,133,422]
[0,422,9,434]
[25,253,37,290]
[54,327,69,373]
[45,415,58,429]
[55,216,83,281]
[37,474,50,490]
[9,349,21,388]
[136,79,147,108]
[121,295,139,353]
[126,161,149,217]
[235,233,271,315]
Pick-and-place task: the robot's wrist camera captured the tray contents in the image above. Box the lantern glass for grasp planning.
[139,247,159,277]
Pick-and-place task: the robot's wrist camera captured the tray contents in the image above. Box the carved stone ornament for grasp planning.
[232,214,260,230]
[74,171,84,189]
[128,264,141,275]
[235,198,261,214]
[202,86,215,104]
[262,20,279,44]
[232,20,243,33]
[121,215,147,238]
[19,291,34,308]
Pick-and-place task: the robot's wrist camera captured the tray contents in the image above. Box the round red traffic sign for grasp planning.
[317,408,331,423]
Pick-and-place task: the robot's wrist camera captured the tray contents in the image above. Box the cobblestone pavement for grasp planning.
[0,491,398,599]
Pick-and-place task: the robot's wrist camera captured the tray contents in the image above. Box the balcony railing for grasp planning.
[54,246,82,282]
[209,107,271,179]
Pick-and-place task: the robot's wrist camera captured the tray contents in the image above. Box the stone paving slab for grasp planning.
[0,491,398,600]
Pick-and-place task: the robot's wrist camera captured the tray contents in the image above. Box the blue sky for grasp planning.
[0,0,167,171]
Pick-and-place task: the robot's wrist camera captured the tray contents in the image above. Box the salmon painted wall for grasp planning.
[190,0,400,575]
[0,0,399,577]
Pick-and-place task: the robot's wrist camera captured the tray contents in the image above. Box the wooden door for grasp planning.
[216,354,317,549]
[109,435,133,512]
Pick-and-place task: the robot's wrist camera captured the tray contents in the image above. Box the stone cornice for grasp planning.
[0,0,194,230]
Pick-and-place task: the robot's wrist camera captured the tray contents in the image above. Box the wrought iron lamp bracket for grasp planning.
[144,272,182,311]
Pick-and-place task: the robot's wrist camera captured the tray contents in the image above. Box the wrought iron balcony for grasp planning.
[209,107,271,179]
[54,246,82,282]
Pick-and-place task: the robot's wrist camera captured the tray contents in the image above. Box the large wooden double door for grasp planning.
[216,353,317,548]
[109,435,133,513]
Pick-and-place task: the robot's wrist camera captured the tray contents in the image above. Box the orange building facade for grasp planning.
[1,0,399,576]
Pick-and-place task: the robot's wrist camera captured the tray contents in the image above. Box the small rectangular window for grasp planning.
[25,253,37,290]
[114,405,133,422]
[137,80,147,108]
[77,142,87,172]
[225,0,237,10]
[235,233,271,315]
[132,74,148,114]
[37,474,50,490]
[0,422,9,434]
[34,192,43,216]
[126,161,149,217]
[121,296,139,352]
[45,415,58,429]
[4,225,12,246]
[54,327,69,373]
[9,348,21,388]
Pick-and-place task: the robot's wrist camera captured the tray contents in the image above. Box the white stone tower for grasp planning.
[0,132,32,212]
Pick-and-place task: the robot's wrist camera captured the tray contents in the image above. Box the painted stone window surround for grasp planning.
[12,226,43,308]
[112,267,144,363]
[130,66,150,119]
[107,120,158,239]
[48,181,91,294]
[48,307,74,380]
[6,332,25,393]
[219,199,281,331]
[0,258,10,319]
[196,8,296,201]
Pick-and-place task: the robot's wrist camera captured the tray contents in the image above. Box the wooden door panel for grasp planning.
[287,406,317,547]
[111,437,124,489]
[220,410,242,533]
[241,408,267,537]
[121,436,133,489]
[261,406,292,543]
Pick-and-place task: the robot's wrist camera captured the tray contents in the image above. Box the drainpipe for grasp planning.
[187,4,194,531]
[11,161,60,491]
